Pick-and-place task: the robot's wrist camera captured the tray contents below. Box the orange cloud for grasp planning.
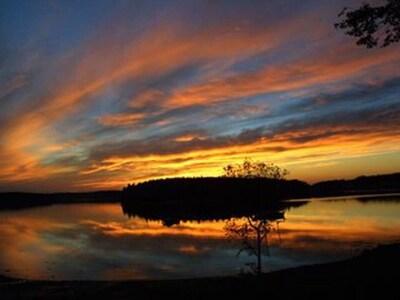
[129,89,165,109]
[1,3,399,191]
[174,134,206,142]
[99,113,147,126]
[0,17,280,185]
[165,46,400,107]
[78,124,400,190]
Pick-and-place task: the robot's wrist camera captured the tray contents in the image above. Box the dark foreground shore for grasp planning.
[1,243,399,300]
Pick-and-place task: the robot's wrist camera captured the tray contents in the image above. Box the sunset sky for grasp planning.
[1,0,399,192]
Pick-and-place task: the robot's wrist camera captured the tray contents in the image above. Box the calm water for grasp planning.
[0,194,399,280]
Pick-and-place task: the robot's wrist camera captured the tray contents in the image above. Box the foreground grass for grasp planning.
[1,243,399,299]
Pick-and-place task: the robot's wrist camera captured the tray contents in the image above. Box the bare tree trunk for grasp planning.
[257,230,261,275]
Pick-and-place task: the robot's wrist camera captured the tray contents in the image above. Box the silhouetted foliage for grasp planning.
[122,178,310,203]
[121,177,310,221]
[223,158,289,179]
[335,0,400,48]
[225,215,278,275]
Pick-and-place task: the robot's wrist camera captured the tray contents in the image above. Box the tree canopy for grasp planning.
[335,0,400,48]
[223,158,289,179]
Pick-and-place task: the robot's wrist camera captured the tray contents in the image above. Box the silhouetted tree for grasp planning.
[223,158,289,179]
[224,216,275,275]
[335,0,400,48]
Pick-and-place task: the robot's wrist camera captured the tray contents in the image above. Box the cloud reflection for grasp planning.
[0,198,399,280]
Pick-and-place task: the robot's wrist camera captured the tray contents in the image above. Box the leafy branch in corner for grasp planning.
[335,0,400,48]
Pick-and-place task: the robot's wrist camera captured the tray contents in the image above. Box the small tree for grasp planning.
[224,216,274,275]
[223,158,289,179]
[335,0,400,48]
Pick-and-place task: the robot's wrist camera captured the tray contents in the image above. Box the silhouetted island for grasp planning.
[121,177,309,225]
[121,173,400,216]
[122,177,309,217]
[122,177,310,201]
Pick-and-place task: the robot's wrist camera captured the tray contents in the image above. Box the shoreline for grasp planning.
[1,242,399,299]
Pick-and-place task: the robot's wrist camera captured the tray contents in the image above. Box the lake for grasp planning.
[0,194,399,280]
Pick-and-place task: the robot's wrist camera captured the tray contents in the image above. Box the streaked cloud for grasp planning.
[99,113,147,126]
[0,0,399,191]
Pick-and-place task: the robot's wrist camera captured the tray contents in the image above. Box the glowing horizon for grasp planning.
[0,0,399,192]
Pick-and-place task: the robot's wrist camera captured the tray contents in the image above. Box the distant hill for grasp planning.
[0,191,120,210]
[311,172,400,197]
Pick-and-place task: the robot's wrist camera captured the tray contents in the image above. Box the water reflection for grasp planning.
[0,194,399,280]
[224,215,280,275]
[121,196,305,227]
[121,195,301,275]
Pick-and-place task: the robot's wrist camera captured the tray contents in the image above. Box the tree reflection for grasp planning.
[224,212,284,275]
[121,196,307,274]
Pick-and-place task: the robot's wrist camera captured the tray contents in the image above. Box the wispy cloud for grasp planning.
[0,0,399,191]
